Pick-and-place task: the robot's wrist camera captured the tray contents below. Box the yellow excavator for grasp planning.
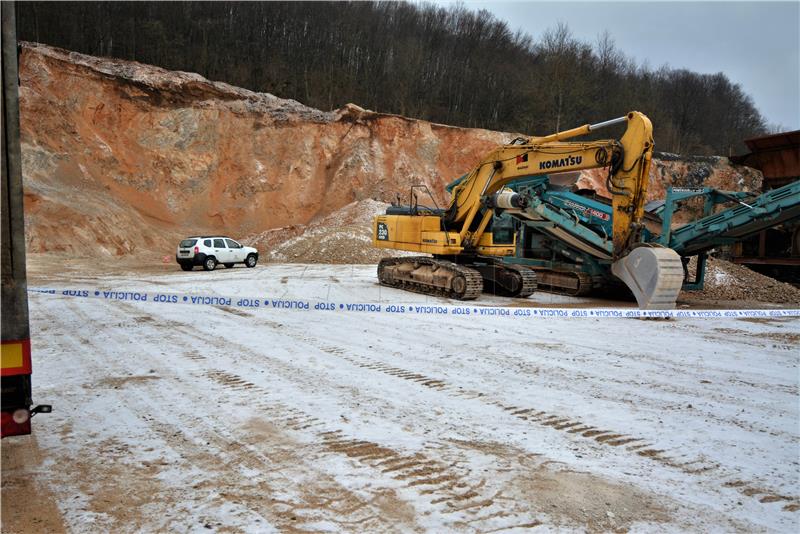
[372,112,684,309]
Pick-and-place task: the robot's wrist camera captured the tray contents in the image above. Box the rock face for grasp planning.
[19,43,507,257]
[18,43,762,258]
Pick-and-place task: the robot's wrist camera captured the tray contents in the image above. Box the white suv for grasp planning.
[176,236,259,271]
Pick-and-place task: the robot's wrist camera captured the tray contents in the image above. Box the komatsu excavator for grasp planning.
[372,112,685,309]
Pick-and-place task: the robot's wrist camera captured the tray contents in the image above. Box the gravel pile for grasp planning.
[268,226,388,264]
[261,199,415,264]
[683,256,800,305]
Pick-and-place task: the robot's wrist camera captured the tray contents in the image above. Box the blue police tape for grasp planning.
[27,287,800,319]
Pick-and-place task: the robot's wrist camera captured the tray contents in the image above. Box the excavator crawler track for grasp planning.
[530,270,593,297]
[501,265,538,298]
[378,257,484,300]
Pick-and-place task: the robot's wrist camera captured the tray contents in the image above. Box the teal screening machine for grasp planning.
[446,175,800,298]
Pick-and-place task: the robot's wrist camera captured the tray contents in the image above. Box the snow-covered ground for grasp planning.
[4,263,799,532]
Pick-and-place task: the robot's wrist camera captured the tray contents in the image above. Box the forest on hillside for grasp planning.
[16,1,767,155]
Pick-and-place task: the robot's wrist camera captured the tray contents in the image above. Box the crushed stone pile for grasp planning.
[245,225,307,252]
[254,199,415,264]
[682,256,800,305]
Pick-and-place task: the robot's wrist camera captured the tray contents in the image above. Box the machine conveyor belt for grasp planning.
[665,180,800,256]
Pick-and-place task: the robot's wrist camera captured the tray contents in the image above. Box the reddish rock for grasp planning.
[19,42,509,257]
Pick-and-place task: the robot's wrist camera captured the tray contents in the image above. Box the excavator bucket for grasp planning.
[611,247,684,310]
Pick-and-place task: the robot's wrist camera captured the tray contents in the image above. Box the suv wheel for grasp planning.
[245,254,257,268]
[203,257,217,271]
[180,264,193,271]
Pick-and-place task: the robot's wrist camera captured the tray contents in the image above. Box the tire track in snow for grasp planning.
[327,350,691,463]
[91,299,547,531]
[37,294,800,519]
[202,367,535,527]
[281,323,800,514]
[464,332,795,442]
[345,354,800,511]
[42,299,421,532]
[196,302,800,515]
[145,312,548,530]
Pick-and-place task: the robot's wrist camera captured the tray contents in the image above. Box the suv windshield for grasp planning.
[180,239,197,248]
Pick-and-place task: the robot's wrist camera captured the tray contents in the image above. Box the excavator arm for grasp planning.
[445,112,654,258]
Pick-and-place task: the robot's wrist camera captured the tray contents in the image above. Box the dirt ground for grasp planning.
[2,436,66,533]
[2,257,798,532]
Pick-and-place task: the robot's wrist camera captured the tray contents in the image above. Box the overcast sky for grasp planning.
[429,1,799,131]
